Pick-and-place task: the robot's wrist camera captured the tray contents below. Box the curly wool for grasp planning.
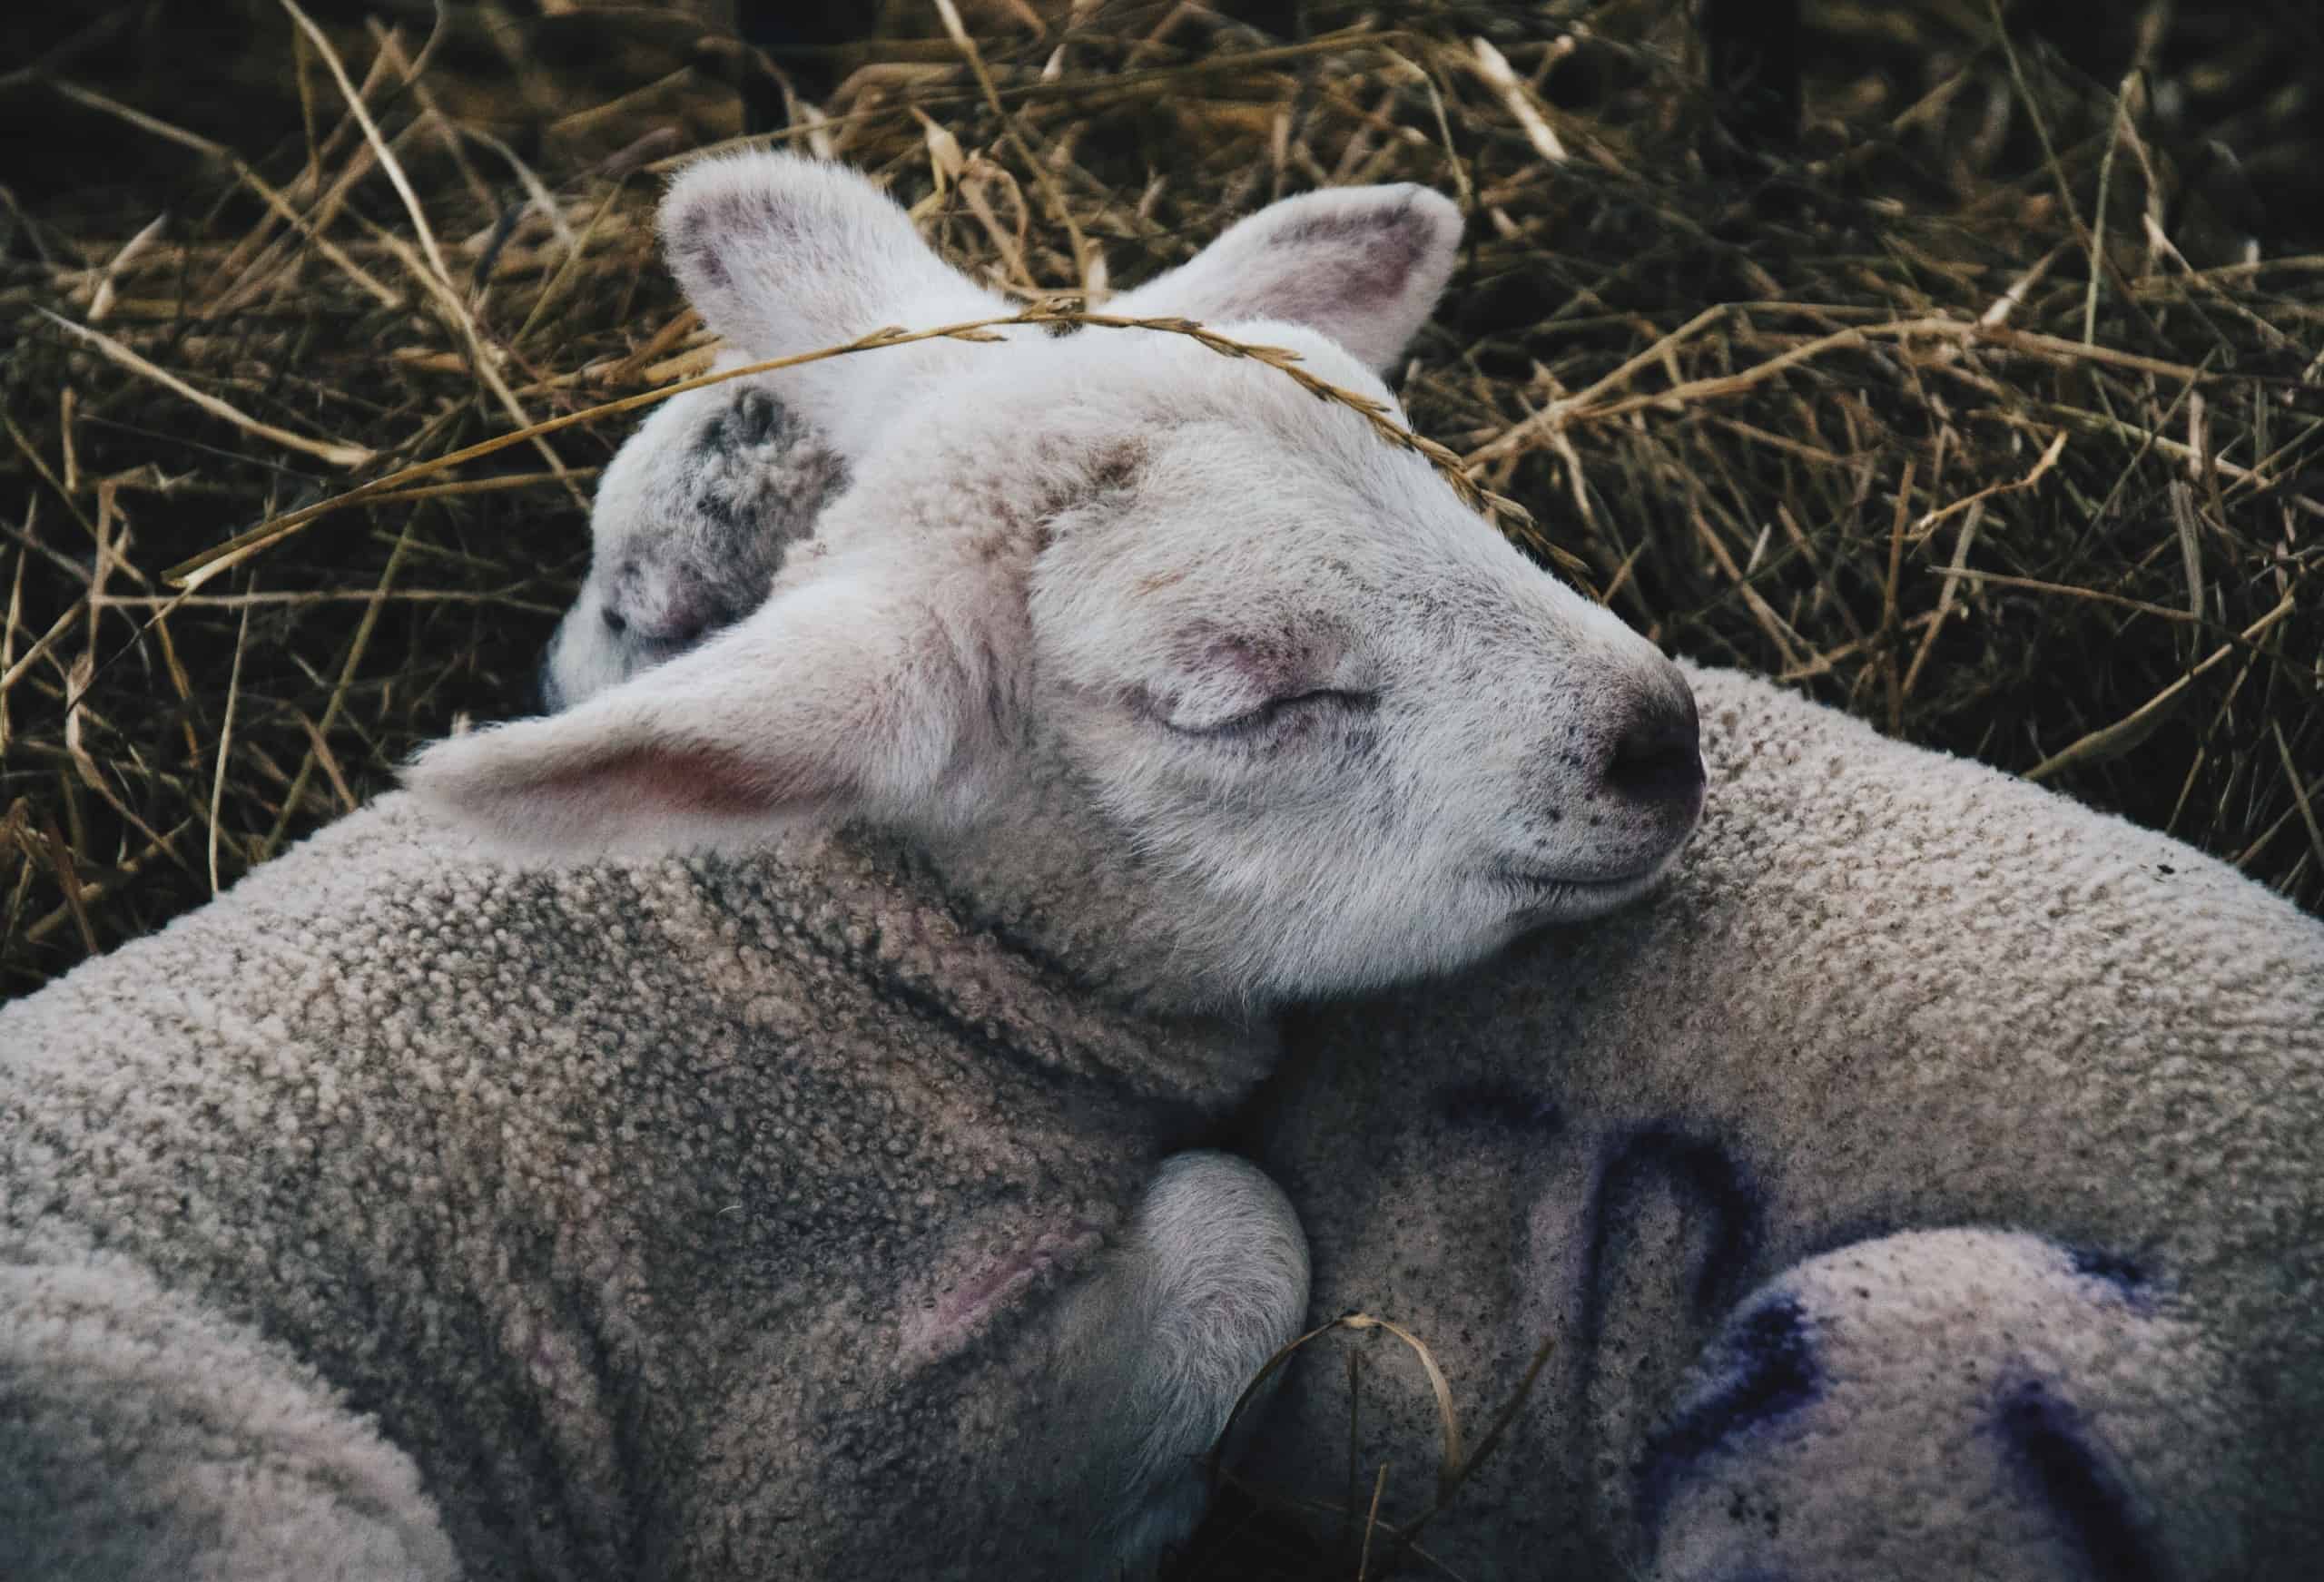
[1254,662,2324,1580]
[0,795,1264,1580]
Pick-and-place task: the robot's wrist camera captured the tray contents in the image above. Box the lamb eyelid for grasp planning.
[1171,687,1379,739]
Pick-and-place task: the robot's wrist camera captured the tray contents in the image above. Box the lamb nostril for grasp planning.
[1604,694,1705,807]
[601,605,628,637]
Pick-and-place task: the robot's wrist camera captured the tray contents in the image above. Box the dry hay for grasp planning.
[9,2,2317,1000]
[2,1,2321,1573]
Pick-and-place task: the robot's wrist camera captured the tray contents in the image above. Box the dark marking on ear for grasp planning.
[682,244,728,291]
[694,486,743,536]
[1437,1082,1563,1135]
[694,407,732,457]
[1579,1124,1766,1352]
[668,197,735,290]
[693,388,793,460]
[668,184,812,282]
[1995,1379,2168,1582]
[1267,199,1432,306]
[1638,1294,1818,1526]
[736,388,783,447]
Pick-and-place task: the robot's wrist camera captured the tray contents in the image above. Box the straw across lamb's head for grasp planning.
[541,159,1498,715]
[409,152,1704,1007]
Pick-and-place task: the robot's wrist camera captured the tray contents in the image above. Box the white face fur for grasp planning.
[409,152,1704,1009]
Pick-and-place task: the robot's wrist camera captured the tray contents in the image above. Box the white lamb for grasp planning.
[539,166,1492,718]
[557,176,2324,1578]
[0,153,1708,1581]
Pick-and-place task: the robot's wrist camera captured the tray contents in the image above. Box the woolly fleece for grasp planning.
[1254,661,2324,1580]
[1,794,1285,1579]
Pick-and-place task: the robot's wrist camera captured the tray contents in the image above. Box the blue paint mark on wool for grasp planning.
[1638,1293,1820,1526]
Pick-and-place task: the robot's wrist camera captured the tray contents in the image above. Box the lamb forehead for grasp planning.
[1049,329,1503,565]
[772,320,1496,634]
[891,319,1416,509]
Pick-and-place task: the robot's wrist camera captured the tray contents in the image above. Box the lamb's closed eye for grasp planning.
[1120,627,1383,742]
[1154,687,1380,741]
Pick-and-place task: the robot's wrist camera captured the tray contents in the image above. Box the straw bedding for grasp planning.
[5,3,2316,997]
[1,8,2319,1572]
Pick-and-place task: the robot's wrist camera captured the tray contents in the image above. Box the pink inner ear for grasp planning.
[528,742,825,822]
[1262,208,1427,307]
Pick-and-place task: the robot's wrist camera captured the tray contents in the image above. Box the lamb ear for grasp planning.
[1107,184,1462,372]
[658,152,1009,455]
[405,574,995,859]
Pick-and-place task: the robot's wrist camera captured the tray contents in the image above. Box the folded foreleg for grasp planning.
[1044,1150,1310,1579]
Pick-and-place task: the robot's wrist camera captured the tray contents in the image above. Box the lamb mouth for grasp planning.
[1488,860,1670,914]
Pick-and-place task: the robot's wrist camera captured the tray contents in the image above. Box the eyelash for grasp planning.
[1166,689,1379,741]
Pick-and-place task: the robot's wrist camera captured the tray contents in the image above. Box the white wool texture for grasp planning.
[0,794,1270,1580]
[1253,662,2324,1580]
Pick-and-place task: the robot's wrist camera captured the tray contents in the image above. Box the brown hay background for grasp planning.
[2,4,2319,987]
[8,0,2316,999]
[0,3,2319,1573]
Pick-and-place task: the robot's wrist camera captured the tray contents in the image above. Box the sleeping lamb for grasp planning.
[537,163,1490,720]
[1247,664,2324,1580]
[549,175,2324,1579]
[0,153,1709,1581]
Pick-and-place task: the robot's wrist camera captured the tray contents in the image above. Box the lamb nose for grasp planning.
[1603,691,1704,807]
